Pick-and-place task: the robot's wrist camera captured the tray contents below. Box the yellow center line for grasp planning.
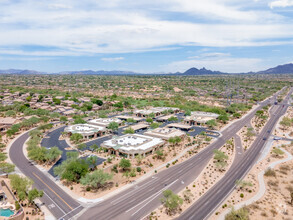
[32,172,73,210]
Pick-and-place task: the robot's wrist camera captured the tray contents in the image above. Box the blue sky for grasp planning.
[0,0,293,73]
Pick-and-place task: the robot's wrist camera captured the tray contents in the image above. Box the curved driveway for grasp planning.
[9,131,83,220]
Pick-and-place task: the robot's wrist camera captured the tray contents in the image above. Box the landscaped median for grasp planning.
[211,104,293,220]
[147,137,236,219]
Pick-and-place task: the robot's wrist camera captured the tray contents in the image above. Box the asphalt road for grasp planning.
[177,88,293,220]
[78,91,287,220]
[9,132,84,220]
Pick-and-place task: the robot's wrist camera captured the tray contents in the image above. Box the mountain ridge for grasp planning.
[0,63,293,75]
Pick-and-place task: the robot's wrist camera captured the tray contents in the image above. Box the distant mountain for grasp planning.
[0,69,46,74]
[0,63,293,75]
[180,67,226,75]
[257,63,293,74]
[58,70,139,75]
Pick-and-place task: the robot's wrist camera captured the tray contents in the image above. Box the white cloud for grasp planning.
[48,4,72,10]
[0,0,292,56]
[269,0,293,8]
[101,57,124,62]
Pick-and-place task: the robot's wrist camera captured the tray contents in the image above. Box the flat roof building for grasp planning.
[64,124,106,139]
[88,118,122,127]
[184,111,219,126]
[134,107,180,118]
[115,115,143,122]
[127,123,150,132]
[167,123,192,131]
[144,127,186,140]
[156,114,177,122]
[101,134,164,158]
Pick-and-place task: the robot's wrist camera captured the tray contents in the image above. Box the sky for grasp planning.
[0,0,293,73]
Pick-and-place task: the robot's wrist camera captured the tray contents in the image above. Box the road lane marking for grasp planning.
[32,172,73,210]
[126,179,178,214]
[43,191,66,215]
[111,178,159,204]
[58,205,82,220]
[130,179,179,216]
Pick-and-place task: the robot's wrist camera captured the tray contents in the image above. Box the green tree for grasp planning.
[66,151,79,159]
[146,118,153,123]
[27,147,47,163]
[86,155,98,170]
[218,114,229,123]
[246,127,254,140]
[126,118,136,123]
[9,174,33,200]
[168,116,178,122]
[53,98,61,105]
[108,122,119,132]
[185,110,191,116]
[54,159,89,182]
[124,127,135,134]
[150,122,160,129]
[0,163,15,174]
[206,119,217,129]
[28,188,43,204]
[26,96,32,102]
[73,117,86,124]
[45,147,62,163]
[0,152,7,162]
[90,144,100,152]
[80,169,113,189]
[77,143,87,151]
[225,207,249,220]
[119,158,131,171]
[60,116,68,122]
[213,149,228,171]
[155,150,164,160]
[70,133,83,143]
[161,189,183,215]
[148,113,155,118]
[5,110,16,117]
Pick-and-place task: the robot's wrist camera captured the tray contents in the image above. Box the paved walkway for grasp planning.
[218,140,293,220]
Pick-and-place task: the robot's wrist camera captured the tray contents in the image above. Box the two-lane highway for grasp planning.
[177,88,292,220]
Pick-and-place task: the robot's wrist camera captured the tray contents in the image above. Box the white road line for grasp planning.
[126,179,178,214]
[58,205,82,220]
[111,178,158,204]
[43,191,66,215]
[130,179,179,216]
